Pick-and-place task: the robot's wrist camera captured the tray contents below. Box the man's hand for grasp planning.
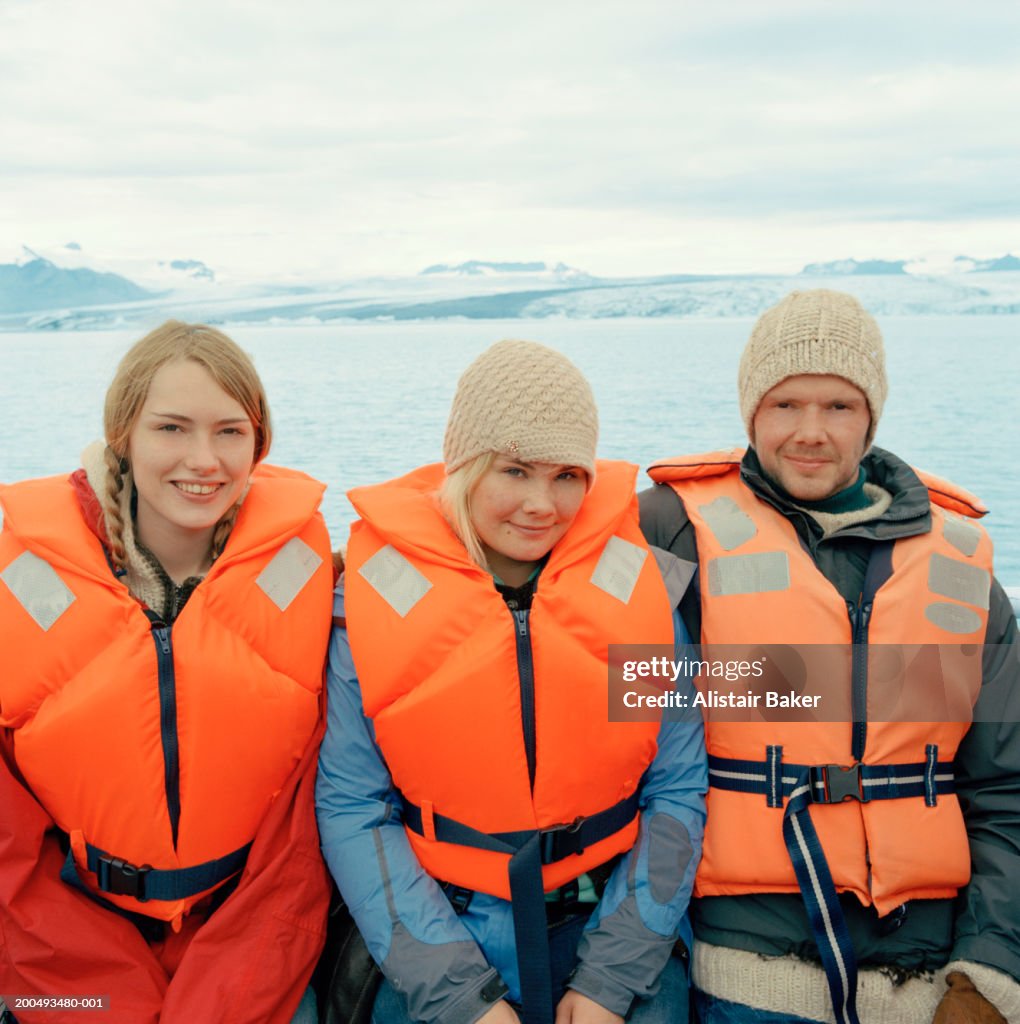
[932,972,1006,1023]
[478,1001,522,1024]
[554,990,625,1024]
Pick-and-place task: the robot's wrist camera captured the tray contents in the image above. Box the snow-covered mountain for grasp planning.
[0,248,152,314]
[3,248,1020,329]
[419,260,593,283]
[799,258,907,276]
[952,253,1020,274]
[3,243,220,296]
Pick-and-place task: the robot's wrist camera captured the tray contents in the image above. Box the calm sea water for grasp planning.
[1,316,1017,581]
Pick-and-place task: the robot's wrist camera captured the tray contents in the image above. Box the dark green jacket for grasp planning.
[639,446,1020,983]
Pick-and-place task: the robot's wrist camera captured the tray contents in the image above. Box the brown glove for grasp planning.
[932,972,1007,1024]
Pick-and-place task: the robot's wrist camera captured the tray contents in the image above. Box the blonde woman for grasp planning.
[0,322,333,1023]
[317,340,706,1024]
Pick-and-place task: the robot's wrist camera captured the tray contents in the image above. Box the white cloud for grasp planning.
[2,0,1018,278]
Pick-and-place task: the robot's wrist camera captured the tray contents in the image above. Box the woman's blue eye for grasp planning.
[158,423,181,432]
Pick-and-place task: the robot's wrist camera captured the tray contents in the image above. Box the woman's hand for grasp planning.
[478,1001,522,1024]
[554,990,624,1024]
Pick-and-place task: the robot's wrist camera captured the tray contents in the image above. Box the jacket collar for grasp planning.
[740,445,933,541]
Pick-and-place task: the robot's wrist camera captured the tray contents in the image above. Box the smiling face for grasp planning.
[469,456,588,585]
[127,359,256,565]
[751,374,871,501]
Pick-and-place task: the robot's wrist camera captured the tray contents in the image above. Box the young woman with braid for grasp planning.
[0,322,334,1024]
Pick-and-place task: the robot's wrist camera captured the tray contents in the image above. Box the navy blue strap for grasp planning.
[708,753,955,806]
[782,770,861,1024]
[509,833,554,1024]
[84,840,251,902]
[401,791,641,1024]
[402,790,641,864]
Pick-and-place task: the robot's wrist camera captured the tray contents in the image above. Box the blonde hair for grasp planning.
[101,320,271,570]
[438,452,495,569]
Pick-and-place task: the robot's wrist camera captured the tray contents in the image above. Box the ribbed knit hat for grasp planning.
[443,339,599,478]
[739,289,888,446]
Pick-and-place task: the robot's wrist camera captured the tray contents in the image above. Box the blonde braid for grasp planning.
[210,503,241,563]
[102,445,128,571]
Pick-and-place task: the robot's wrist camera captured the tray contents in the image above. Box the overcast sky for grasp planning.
[2,0,1019,281]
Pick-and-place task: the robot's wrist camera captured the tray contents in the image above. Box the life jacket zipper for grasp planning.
[511,607,538,791]
[146,612,181,848]
[847,599,873,763]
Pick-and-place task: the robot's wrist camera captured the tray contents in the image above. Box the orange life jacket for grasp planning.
[344,461,674,899]
[0,464,333,924]
[648,449,991,914]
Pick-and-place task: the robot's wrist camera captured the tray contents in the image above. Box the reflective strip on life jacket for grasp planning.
[924,602,985,635]
[706,550,791,596]
[357,543,433,617]
[941,512,981,557]
[254,536,324,611]
[589,534,648,603]
[0,550,76,631]
[698,495,758,551]
[927,552,990,609]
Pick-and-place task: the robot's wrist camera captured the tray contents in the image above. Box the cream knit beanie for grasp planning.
[443,339,599,478]
[739,290,888,446]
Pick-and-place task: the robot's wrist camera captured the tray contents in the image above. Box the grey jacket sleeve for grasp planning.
[638,484,696,558]
[638,484,702,639]
[567,609,707,1016]
[949,577,1020,986]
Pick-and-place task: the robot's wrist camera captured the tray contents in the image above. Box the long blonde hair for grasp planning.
[101,320,271,570]
[437,452,495,569]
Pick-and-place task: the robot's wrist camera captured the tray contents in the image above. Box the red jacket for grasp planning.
[0,724,329,1024]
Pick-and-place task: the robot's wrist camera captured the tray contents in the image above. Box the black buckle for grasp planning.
[97,856,152,900]
[443,884,474,915]
[809,763,868,804]
[545,879,582,924]
[539,816,586,863]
